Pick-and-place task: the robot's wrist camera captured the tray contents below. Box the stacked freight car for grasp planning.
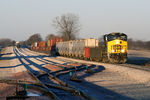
[56,38,101,60]
[47,38,63,51]
[39,41,46,51]
[31,37,63,54]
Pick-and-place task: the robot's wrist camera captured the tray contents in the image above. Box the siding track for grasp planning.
[13,47,97,100]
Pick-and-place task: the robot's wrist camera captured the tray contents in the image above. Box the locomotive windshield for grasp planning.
[106,33,127,41]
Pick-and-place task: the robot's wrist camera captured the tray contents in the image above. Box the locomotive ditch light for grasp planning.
[116,40,120,44]
[121,49,125,53]
[112,49,115,53]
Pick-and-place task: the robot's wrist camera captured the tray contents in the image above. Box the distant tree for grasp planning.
[45,34,56,41]
[19,41,26,47]
[26,33,42,46]
[135,40,145,49]
[128,38,150,50]
[145,41,150,49]
[12,40,16,46]
[53,13,80,41]
[98,35,105,46]
[128,38,134,49]
[0,38,13,47]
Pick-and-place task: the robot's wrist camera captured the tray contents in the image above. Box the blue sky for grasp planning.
[0,0,150,41]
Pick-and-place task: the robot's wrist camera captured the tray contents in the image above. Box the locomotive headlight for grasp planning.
[121,49,125,53]
[116,40,120,44]
[112,49,115,53]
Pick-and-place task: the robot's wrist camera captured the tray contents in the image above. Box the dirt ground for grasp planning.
[128,49,150,58]
[128,49,150,66]
[0,47,39,99]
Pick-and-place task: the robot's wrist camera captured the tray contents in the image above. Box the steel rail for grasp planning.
[54,56,150,72]
[19,48,95,76]
[13,47,61,100]
[15,47,97,100]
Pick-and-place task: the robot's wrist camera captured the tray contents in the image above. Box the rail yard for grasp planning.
[0,0,150,100]
[0,31,149,100]
[0,46,150,100]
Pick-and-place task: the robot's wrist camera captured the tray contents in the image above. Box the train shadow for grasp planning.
[0,64,23,69]
[0,52,16,60]
[0,55,51,60]
[0,53,13,56]
[127,56,150,65]
[57,65,135,100]
[0,56,17,60]
[126,51,150,66]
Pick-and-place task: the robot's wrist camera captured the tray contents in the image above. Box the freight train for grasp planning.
[31,32,128,63]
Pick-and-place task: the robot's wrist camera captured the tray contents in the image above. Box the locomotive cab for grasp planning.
[104,32,128,63]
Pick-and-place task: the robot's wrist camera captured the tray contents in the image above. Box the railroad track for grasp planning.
[19,48,72,66]
[13,47,98,100]
[22,48,150,72]
[19,48,100,77]
[50,55,150,72]
[19,48,96,77]
[20,46,150,72]
[23,47,150,72]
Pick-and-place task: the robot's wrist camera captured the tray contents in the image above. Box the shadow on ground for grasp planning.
[127,56,150,65]
[58,65,135,100]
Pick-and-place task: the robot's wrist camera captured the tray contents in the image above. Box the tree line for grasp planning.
[0,38,15,47]
[128,38,150,50]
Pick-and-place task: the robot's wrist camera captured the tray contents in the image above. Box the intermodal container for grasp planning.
[84,47,90,58]
[47,40,50,47]
[85,38,98,47]
[36,47,39,51]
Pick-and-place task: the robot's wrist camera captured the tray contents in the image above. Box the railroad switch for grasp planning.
[69,68,82,82]
[6,82,28,100]
[70,75,82,82]
[85,66,95,74]
[85,69,95,74]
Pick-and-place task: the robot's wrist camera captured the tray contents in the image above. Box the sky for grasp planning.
[0,0,150,41]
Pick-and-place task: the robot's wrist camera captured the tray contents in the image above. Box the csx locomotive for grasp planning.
[103,32,128,63]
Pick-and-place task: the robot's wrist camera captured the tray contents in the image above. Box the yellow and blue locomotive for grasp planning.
[103,32,128,63]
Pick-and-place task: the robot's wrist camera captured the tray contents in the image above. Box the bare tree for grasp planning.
[53,13,80,41]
